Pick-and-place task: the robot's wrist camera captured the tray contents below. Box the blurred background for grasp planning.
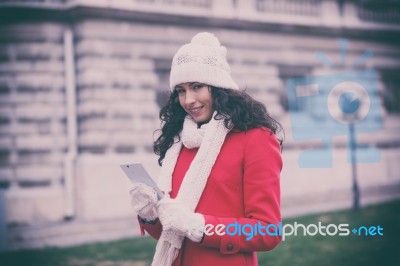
[0,0,399,257]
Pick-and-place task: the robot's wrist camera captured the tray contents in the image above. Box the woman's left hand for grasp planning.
[157,197,205,242]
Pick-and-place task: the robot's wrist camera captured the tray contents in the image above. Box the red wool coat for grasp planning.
[139,127,282,266]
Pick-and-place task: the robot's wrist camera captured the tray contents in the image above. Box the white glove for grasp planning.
[156,197,205,242]
[129,182,158,222]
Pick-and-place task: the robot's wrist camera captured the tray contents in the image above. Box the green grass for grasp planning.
[260,200,400,266]
[1,200,399,266]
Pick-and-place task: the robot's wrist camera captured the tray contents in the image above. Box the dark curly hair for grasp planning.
[153,87,284,166]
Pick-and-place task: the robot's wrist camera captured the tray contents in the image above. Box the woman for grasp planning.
[130,32,283,266]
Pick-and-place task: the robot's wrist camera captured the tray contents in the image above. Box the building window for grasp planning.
[381,69,400,114]
[154,59,171,109]
[278,65,312,112]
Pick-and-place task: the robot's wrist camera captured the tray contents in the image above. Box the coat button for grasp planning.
[226,244,234,251]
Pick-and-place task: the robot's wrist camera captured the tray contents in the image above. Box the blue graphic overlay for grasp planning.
[286,40,382,168]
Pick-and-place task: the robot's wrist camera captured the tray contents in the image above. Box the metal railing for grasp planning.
[358,1,400,23]
[256,0,322,17]
[0,0,399,26]
[135,0,212,8]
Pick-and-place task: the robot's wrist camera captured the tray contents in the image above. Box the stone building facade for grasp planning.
[0,0,399,249]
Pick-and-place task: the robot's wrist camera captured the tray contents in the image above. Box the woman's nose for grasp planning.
[185,91,196,105]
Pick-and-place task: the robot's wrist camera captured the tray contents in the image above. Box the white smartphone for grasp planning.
[120,163,164,200]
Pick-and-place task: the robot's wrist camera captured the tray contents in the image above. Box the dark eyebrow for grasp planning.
[175,85,183,90]
[175,82,201,90]
[189,82,202,87]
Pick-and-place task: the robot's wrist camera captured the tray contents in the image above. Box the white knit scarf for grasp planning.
[151,112,230,266]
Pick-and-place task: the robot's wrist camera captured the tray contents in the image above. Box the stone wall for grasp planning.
[0,22,68,226]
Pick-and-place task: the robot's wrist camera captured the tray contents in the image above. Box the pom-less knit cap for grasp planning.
[170,32,239,91]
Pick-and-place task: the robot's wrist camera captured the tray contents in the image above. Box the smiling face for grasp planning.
[175,82,214,123]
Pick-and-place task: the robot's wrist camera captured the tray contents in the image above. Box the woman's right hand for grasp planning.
[129,182,158,222]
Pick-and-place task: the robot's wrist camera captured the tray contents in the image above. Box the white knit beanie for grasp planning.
[169,32,239,91]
